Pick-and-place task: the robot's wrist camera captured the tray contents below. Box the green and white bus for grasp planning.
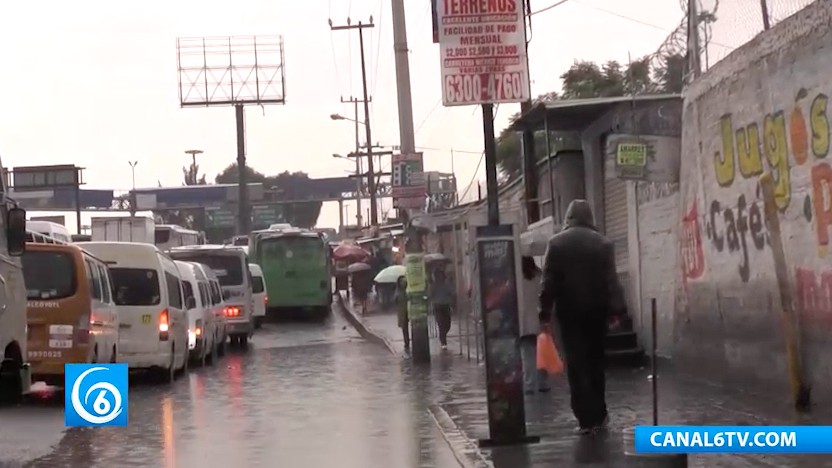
[249,228,332,320]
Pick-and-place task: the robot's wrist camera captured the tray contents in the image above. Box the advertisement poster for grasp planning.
[475,224,527,442]
[437,0,530,106]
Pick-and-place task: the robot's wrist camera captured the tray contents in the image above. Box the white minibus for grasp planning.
[76,242,189,382]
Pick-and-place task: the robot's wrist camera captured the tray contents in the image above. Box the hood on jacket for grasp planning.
[563,199,597,230]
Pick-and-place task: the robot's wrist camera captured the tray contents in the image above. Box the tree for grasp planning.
[182,160,207,185]
[496,54,686,177]
[215,163,323,229]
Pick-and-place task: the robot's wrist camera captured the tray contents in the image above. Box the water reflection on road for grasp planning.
[27,313,461,468]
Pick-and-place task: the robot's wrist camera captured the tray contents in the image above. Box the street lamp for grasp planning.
[128,161,138,216]
[330,113,365,125]
[185,149,203,167]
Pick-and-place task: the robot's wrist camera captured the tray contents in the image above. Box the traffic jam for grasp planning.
[20,217,272,398]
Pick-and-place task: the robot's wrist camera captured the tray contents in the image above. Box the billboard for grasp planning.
[437,0,530,106]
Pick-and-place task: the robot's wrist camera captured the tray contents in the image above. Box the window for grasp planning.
[198,282,209,306]
[110,268,161,306]
[87,260,102,300]
[182,280,195,310]
[155,229,171,244]
[165,272,183,309]
[98,263,112,303]
[252,276,265,294]
[169,253,243,286]
[22,251,76,299]
[210,281,221,305]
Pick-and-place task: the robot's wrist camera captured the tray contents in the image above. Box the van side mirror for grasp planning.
[7,207,26,257]
[186,296,196,309]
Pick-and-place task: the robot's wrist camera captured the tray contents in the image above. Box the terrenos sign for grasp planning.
[607,134,681,183]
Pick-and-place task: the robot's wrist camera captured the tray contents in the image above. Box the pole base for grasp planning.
[478,435,540,448]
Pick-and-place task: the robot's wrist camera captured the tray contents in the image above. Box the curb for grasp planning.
[428,404,493,468]
[335,293,400,356]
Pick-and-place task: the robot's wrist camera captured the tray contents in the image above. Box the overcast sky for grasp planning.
[1,0,798,230]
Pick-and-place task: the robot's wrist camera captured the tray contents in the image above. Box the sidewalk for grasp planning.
[337,294,832,468]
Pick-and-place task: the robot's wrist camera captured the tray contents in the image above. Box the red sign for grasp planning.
[438,0,530,106]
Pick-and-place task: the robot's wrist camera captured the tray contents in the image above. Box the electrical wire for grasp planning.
[455,104,499,204]
[371,0,384,100]
[327,0,344,98]
[528,0,572,16]
[414,98,442,136]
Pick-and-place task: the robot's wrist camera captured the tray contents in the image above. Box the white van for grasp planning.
[26,221,71,243]
[192,263,227,356]
[175,261,217,366]
[76,242,189,382]
[249,263,267,329]
[169,246,253,346]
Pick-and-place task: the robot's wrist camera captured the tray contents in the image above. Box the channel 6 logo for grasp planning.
[64,364,128,427]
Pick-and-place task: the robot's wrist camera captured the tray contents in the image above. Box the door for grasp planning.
[110,266,166,354]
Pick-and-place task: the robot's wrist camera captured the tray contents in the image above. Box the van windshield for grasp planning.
[110,268,161,306]
[171,253,243,286]
[23,251,76,300]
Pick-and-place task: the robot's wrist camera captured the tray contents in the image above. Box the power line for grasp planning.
[529,0,572,16]
[414,98,442,135]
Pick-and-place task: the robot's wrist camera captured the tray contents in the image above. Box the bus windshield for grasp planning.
[261,236,324,264]
[172,253,243,286]
[23,251,77,300]
[155,229,171,244]
[110,268,161,306]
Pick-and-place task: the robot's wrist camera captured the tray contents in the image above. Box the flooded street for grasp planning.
[22,310,461,468]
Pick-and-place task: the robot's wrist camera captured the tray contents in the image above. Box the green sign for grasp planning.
[252,205,282,227]
[616,143,647,167]
[205,207,235,228]
[404,253,426,293]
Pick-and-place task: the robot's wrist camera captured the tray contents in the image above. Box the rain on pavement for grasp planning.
[17,307,462,468]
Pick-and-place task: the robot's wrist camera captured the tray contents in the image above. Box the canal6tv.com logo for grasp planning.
[64,364,128,427]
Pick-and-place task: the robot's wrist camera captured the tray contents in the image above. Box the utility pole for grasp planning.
[759,0,771,30]
[340,96,370,227]
[389,0,429,363]
[330,18,378,226]
[687,0,702,81]
[128,161,138,216]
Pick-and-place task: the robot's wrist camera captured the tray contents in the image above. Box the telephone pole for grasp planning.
[340,96,370,227]
[329,18,378,226]
[389,0,430,363]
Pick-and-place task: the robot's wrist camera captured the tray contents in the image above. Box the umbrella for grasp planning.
[424,253,450,263]
[333,243,371,262]
[347,262,372,273]
[374,265,406,283]
[520,230,550,257]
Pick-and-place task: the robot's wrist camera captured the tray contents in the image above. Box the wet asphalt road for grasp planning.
[18,309,462,468]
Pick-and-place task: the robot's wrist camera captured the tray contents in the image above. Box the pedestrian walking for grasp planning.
[395,276,410,352]
[430,269,453,350]
[518,256,550,394]
[538,199,623,435]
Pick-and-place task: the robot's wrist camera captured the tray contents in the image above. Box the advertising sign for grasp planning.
[392,152,426,209]
[475,223,532,445]
[437,0,530,106]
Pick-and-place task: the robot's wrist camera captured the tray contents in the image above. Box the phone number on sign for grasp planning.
[444,72,525,104]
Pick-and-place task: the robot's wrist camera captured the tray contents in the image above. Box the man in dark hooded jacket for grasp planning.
[539,199,621,434]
